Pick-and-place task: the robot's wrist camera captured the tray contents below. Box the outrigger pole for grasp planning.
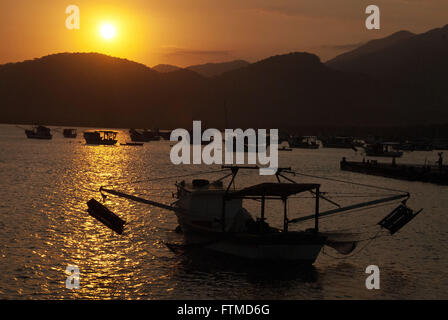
[288,193,409,224]
[99,187,184,213]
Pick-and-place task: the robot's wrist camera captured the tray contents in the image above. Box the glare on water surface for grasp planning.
[0,125,447,299]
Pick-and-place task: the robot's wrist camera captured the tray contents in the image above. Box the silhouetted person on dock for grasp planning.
[437,152,443,171]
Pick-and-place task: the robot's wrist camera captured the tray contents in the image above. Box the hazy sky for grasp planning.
[1,0,447,67]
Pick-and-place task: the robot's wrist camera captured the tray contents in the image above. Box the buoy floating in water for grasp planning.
[86,198,125,234]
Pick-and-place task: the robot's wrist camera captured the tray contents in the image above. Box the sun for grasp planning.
[100,24,116,40]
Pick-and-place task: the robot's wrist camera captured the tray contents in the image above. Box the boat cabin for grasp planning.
[63,128,77,138]
[175,169,321,234]
[365,142,403,157]
[25,125,52,139]
[83,130,118,145]
[228,182,320,232]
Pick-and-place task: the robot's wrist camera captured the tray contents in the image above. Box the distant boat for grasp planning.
[400,140,433,151]
[278,146,293,151]
[129,128,161,142]
[63,128,77,138]
[157,130,172,140]
[84,130,118,145]
[25,125,52,140]
[320,136,354,149]
[364,142,403,158]
[120,142,144,146]
[288,136,319,149]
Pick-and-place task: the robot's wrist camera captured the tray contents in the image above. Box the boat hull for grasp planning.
[179,223,325,264]
[25,130,52,140]
[205,240,323,264]
[83,132,117,145]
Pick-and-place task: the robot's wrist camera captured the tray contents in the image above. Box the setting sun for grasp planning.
[100,24,116,40]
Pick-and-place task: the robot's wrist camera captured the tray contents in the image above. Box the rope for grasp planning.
[101,168,228,188]
[288,170,409,194]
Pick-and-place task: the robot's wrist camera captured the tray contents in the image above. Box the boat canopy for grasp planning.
[229,182,319,198]
[84,130,118,133]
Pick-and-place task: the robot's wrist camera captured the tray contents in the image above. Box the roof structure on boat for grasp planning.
[230,183,319,198]
[84,130,119,133]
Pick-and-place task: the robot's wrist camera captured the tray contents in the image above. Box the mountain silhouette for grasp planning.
[1,27,448,130]
[153,60,250,78]
[187,60,250,78]
[326,25,448,124]
[0,52,204,128]
[206,52,391,128]
[152,64,182,73]
[326,30,415,69]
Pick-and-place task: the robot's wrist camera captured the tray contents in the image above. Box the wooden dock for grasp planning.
[340,158,448,185]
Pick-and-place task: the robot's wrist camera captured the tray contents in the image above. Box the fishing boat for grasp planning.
[120,142,144,146]
[288,136,319,149]
[364,142,403,158]
[25,125,52,140]
[89,166,422,265]
[129,128,161,142]
[320,136,354,149]
[83,130,118,145]
[63,128,77,138]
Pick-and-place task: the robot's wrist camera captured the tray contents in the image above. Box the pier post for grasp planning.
[315,186,320,232]
[283,197,288,232]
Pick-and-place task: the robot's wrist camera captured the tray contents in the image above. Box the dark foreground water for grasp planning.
[0,124,447,299]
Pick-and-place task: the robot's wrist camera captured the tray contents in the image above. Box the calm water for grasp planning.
[0,124,447,299]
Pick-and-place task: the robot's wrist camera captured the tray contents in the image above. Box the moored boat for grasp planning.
[25,125,52,140]
[63,128,77,138]
[288,136,319,149]
[83,130,118,145]
[364,142,403,157]
[92,166,422,265]
[320,136,354,149]
[129,128,161,142]
[120,142,144,146]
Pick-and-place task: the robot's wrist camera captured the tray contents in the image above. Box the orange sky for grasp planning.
[1,0,447,67]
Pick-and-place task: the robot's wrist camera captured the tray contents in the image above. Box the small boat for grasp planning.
[93,166,422,265]
[364,142,403,158]
[83,130,118,145]
[120,142,144,146]
[157,130,172,140]
[288,136,319,149]
[433,139,448,150]
[25,125,52,140]
[320,136,354,149]
[129,129,161,142]
[63,128,77,138]
[400,140,433,151]
[278,146,293,151]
